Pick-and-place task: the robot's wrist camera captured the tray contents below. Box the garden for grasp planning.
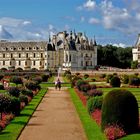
[64,70,140,140]
[0,72,52,140]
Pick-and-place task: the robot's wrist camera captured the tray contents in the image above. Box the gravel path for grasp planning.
[18,83,87,140]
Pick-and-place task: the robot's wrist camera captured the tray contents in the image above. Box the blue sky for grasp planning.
[0,0,140,47]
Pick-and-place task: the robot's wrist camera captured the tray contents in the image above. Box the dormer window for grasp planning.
[10,47,13,51]
[33,47,36,50]
[18,47,21,51]
[2,47,6,51]
[26,47,29,50]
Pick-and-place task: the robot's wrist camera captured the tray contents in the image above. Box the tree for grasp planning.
[131,60,138,69]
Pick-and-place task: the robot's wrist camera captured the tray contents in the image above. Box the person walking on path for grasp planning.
[57,78,61,90]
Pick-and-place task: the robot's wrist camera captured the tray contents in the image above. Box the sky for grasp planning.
[0,0,140,47]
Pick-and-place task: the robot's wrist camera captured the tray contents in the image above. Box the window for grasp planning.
[10,61,12,65]
[19,61,21,65]
[34,53,35,58]
[33,61,35,66]
[25,61,27,65]
[3,61,5,65]
[26,53,28,58]
[69,54,71,62]
[40,61,42,65]
[19,53,21,58]
[81,61,83,66]
[41,53,43,58]
[3,54,5,58]
[11,54,13,58]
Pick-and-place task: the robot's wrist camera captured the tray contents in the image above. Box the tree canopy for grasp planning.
[97,45,132,68]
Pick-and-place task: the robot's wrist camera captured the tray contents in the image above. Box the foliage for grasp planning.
[101,89,139,134]
[106,74,113,83]
[0,85,4,90]
[10,76,23,86]
[87,96,103,114]
[131,60,138,69]
[69,88,105,140]
[80,84,91,93]
[90,84,97,89]
[21,89,33,98]
[122,74,129,84]
[41,74,50,82]
[71,76,81,87]
[104,124,126,140]
[19,95,28,105]
[110,76,121,87]
[97,45,132,68]
[32,77,42,85]
[8,87,20,97]
[76,79,89,91]
[25,81,39,91]
[0,94,11,120]
[84,74,89,79]
[0,75,4,81]
[0,89,47,140]
[129,75,140,86]
[63,70,71,77]
[10,97,20,116]
[88,89,103,97]
[99,74,106,78]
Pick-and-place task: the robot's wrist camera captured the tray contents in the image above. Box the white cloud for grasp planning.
[83,0,96,10]
[77,0,96,11]
[89,17,100,24]
[22,21,31,26]
[113,43,127,48]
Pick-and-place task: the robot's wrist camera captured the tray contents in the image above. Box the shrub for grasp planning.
[110,76,121,87]
[10,97,20,116]
[106,74,113,83]
[99,74,106,78]
[21,89,33,98]
[84,74,89,79]
[129,75,140,86]
[87,96,103,114]
[19,95,28,105]
[76,80,88,91]
[0,75,4,81]
[80,84,91,93]
[25,81,39,91]
[122,74,129,84]
[41,75,49,82]
[8,87,20,97]
[101,89,139,134]
[0,85,4,90]
[0,94,11,120]
[64,70,71,77]
[10,76,23,86]
[90,84,97,89]
[32,77,42,85]
[71,76,81,88]
[91,78,96,82]
[88,89,103,97]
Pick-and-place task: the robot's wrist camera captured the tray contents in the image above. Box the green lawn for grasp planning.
[69,88,105,140]
[0,89,47,140]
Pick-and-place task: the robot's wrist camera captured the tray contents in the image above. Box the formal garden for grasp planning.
[64,70,140,140]
[0,70,140,139]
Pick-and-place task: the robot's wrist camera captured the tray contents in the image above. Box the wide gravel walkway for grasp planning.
[18,78,87,140]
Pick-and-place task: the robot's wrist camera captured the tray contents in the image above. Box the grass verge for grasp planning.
[69,88,105,140]
[0,88,47,140]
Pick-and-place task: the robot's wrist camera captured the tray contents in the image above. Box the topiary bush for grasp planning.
[21,89,33,98]
[10,97,20,116]
[101,89,139,134]
[32,77,42,85]
[19,95,28,105]
[41,74,49,82]
[88,89,103,97]
[25,81,39,91]
[76,80,88,91]
[71,76,81,88]
[129,75,140,86]
[8,87,20,97]
[87,96,103,114]
[10,76,23,86]
[110,76,121,87]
